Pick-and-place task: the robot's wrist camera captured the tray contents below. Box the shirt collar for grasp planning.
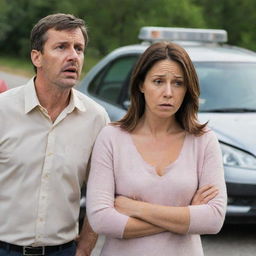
[24,77,86,114]
[24,77,41,114]
[69,89,86,113]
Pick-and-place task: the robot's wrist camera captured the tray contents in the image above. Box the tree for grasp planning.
[194,0,256,51]
[63,0,206,55]
[0,0,60,57]
[1,0,255,59]
[0,0,10,42]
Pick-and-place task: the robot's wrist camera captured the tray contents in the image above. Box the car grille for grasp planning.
[228,196,256,207]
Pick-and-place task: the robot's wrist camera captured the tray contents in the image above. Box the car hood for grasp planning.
[199,113,256,156]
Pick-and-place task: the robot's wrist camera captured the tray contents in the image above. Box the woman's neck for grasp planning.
[135,113,182,137]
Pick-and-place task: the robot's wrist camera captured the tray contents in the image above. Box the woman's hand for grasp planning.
[191,185,218,205]
[115,196,139,216]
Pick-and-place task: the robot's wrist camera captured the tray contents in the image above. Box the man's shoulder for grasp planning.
[0,85,25,105]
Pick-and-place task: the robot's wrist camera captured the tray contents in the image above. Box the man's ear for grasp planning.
[31,50,42,69]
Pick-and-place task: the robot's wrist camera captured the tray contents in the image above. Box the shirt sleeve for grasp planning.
[188,131,227,234]
[86,126,129,238]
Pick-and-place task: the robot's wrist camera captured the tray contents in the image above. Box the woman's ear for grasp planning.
[139,83,144,93]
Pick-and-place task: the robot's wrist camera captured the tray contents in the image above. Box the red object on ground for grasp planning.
[0,79,8,93]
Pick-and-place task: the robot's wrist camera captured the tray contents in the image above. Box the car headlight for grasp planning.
[220,143,256,170]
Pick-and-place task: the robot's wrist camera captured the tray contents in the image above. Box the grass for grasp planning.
[0,56,34,77]
[0,48,101,78]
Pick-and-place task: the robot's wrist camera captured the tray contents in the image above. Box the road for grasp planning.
[0,71,29,89]
[1,70,256,256]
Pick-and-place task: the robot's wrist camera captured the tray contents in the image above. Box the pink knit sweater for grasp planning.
[87,125,227,256]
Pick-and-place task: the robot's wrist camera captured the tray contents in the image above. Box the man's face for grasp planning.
[32,28,85,89]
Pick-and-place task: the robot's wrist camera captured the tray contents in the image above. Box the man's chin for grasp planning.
[59,78,78,88]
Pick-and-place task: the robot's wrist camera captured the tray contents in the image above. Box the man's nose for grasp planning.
[67,47,79,61]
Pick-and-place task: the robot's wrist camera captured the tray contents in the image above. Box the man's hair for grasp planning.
[30,13,88,52]
[114,41,207,135]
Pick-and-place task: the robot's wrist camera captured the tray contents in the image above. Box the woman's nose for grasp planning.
[163,84,173,98]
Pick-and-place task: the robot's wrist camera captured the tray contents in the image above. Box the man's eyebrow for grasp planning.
[54,41,85,48]
[54,41,68,45]
[54,41,84,45]
[75,42,85,47]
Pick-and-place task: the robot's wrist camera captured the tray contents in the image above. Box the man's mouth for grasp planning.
[62,66,78,75]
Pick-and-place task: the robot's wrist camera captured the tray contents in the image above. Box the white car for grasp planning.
[79,27,256,223]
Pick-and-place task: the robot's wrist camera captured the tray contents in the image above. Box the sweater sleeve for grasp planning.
[188,131,227,234]
[86,126,129,238]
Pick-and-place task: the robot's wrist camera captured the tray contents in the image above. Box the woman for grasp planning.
[86,41,227,255]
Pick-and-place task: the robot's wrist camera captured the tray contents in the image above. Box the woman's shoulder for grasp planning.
[97,124,129,141]
[189,126,218,145]
[100,124,127,134]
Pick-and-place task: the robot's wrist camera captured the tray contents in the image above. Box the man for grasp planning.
[0,13,109,256]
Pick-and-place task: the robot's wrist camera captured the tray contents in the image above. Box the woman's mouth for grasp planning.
[158,103,174,110]
[159,103,173,107]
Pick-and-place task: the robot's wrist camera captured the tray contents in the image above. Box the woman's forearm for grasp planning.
[122,217,165,239]
[115,196,190,234]
[132,201,190,234]
[115,185,220,236]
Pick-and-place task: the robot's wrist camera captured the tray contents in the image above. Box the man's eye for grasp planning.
[57,45,65,50]
[76,47,84,53]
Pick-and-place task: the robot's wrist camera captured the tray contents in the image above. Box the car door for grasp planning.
[85,55,139,121]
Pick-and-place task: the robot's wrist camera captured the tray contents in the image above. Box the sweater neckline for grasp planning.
[126,131,188,177]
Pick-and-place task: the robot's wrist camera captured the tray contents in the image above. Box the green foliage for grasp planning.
[194,0,256,51]
[0,0,10,41]
[71,0,206,55]
[0,0,255,62]
[0,0,60,57]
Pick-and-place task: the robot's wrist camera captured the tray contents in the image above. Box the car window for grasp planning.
[195,62,256,111]
[88,55,138,105]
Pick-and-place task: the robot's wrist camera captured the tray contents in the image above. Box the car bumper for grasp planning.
[226,181,256,223]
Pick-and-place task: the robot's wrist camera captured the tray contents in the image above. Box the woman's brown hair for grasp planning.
[114,41,207,135]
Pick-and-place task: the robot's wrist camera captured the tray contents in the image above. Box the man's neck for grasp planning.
[34,77,72,122]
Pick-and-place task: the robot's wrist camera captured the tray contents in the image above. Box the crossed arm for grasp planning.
[115,185,218,238]
[86,128,227,239]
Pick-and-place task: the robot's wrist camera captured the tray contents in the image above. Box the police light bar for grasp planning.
[138,27,228,43]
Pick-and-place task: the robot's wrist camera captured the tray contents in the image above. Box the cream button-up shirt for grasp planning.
[0,78,109,246]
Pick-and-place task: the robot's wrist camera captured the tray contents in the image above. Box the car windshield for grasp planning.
[194,62,256,112]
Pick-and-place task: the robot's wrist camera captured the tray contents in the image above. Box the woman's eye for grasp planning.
[153,79,163,85]
[174,80,183,86]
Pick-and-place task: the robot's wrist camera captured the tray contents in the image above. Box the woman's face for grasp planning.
[140,59,187,120]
